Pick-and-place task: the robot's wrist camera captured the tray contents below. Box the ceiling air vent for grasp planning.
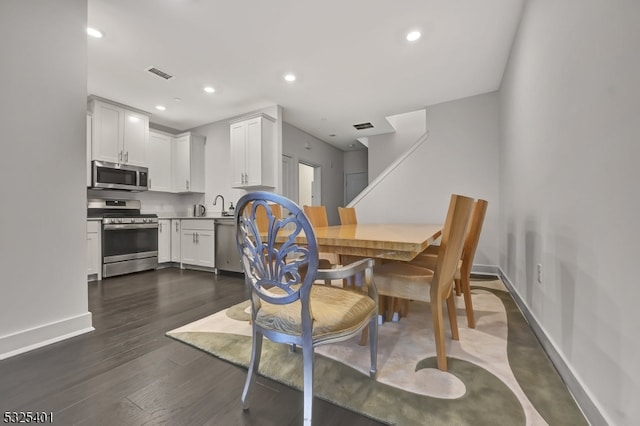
[145,66,174,80]
[353,122,374,130]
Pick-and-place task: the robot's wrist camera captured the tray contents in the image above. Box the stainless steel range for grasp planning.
[88,199,158,278]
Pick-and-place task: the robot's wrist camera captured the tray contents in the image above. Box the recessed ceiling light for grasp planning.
[87,27,103,38]
[155,105,166,111]
[406,31,421,42]
[173,97,182,102]
[204,86,215,93]
[284,73,296,82]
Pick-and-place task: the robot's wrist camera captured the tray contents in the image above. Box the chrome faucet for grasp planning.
[213,195,225,214]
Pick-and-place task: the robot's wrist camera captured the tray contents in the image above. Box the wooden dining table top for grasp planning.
[291,223,443,261]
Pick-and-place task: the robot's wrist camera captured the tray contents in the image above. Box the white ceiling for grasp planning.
[88,0,525,151]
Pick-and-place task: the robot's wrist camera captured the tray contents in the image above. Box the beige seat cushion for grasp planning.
[410,253,462,280]
[256,285,376,338]
[373,262,436,302]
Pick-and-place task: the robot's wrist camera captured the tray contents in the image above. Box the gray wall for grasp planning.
[499,0,640,424]
[282,123,345,225]
[355,93,501,266]
[343,149,368,175]
[0,0,92,358]
[367,109,426,180]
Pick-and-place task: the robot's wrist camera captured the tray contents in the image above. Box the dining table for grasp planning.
[268,221,444,328]
[297,223,444,262]
[310,222,444,327]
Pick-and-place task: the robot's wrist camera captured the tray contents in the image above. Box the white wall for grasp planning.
[367,109,427,180]
[355,93,501,266]
[0,0,93,359]
[499,1,640,424]
[282,123,345,225]
[343,149,368,175]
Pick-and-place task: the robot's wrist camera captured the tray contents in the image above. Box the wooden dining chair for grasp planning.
[410,199,488,328]
[373,194,474,371]
[303,205,329,227]
[236,192,379,426]
[303,205,339,266]
[250,201,283,233]
[338,207,357,225]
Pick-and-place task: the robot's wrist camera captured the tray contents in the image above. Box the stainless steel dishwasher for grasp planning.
[214,219,243,273]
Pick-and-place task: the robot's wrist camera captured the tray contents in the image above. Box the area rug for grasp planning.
[166,278,587,425]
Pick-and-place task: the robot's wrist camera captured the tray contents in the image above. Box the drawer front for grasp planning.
[87,220,101,233]
[180,219,215,231]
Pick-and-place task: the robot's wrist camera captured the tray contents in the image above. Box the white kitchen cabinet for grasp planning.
[89,98,149,167]
[171,219,181,262]
[87,220,102,281]
[172,132,206,193]
[87,113,92,187]
[148,130,173,192]
[158,219,171,263]
[180,220,215,268]
[230,113,276,189]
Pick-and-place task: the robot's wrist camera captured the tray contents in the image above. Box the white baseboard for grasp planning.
[496,267,606,426]
[471,263,500,276]
[0,312,94,361]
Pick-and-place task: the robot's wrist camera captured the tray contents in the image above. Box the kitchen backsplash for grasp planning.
[87,188,205,216]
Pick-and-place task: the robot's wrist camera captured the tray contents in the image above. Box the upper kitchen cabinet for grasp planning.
[89,97,150,167]
[230,113,276,189]
[172,132,206,193]
[148,130,172,192]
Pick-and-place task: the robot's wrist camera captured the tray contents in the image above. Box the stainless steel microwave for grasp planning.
[91,160,149,191]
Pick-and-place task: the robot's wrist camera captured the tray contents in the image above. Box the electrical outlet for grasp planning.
[537,264,543,284]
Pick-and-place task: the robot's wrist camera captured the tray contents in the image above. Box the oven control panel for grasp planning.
[102,217,159,225]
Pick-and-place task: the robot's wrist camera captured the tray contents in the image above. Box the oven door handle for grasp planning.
[104,223,159,231]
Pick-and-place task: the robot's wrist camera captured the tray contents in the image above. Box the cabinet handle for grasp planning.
[119,150,123,162]
[175,222,179,232]
[125,151,129,162]
[159,222,162,232]
[192,233,195,243]
[196,232,199,243]
[149,178,152,189]
[186,180,189,190]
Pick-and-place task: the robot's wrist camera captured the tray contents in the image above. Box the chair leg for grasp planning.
[446,293,459,340]
[302,341,314,426]
[241,330,263,410]
[399,299,410,318]
[369,315,378,378]
[358,325,369,346]
[386,297,396,322]
[431,298,448,372]
[461,274,476,328]
[454,278,462,296]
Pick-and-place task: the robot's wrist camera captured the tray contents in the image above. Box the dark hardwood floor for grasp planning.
[0,268,383,425]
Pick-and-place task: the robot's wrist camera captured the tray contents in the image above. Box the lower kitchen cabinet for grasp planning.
[180,220,215,268]
[158,219,171,263]
[87,220,102,281]
[171,219,181,262]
